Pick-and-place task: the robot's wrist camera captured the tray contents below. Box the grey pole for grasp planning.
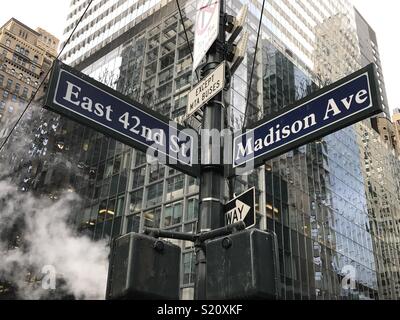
[194,0,226,300]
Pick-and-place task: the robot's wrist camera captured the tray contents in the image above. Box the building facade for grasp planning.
[1,0,400,300]
[0,18,59,144]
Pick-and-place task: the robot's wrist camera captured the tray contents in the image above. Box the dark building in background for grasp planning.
[354,8,389,119]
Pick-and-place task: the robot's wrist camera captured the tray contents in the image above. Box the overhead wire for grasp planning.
[176,0,200,82]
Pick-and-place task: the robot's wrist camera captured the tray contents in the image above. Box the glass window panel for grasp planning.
[173,202,183,225]
[132,166,146,189]
[129,189,143,214]
[112,216,122,239]
[186,198,198,222]
[164,205,173,227]
[126,214,141,233]
[116,196,125,217]
[144,207,161,228]
[146,182,163,207]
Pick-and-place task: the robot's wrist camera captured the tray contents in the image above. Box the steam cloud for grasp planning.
[0,104,109,300]
[0,180,109,299]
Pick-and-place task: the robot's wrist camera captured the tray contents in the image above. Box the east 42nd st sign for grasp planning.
[45,61,200,177]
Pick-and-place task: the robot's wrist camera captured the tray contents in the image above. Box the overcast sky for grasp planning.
[0,0,398,114]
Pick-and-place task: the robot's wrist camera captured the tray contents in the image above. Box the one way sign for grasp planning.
[224,188,256,229]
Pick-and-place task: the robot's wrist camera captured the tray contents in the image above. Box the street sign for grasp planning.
[187,62,225,117]
[224,187,256,229]
[45,61,200,177]
[233,63,382,169]
[193,0,220,72]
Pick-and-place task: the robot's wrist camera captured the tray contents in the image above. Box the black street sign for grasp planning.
[224,187,256,229]
[233,63,382,171]
[45,61,199,177]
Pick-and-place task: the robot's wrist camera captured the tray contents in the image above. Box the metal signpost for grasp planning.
[194,0,226,301]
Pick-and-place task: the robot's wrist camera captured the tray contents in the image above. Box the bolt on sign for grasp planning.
[193,0,221,72]
[187,62,225,117]
[44,61,200,177]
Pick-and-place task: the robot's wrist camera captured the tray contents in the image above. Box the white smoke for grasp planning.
[0,179,109,300]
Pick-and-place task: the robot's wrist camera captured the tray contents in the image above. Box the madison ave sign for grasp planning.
[45,61,200,177]
[232,63,382,171]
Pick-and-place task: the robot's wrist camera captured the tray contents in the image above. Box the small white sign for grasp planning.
[193,0,220,72]
[187,62,225,117]
[224,187,256,229]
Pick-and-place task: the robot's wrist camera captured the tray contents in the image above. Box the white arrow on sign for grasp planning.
[225,199,251,225]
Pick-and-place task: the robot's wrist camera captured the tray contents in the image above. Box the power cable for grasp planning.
[0,0,95,153]
[176,0,200,82]
[242,0,266,129]
[231,0,266,196]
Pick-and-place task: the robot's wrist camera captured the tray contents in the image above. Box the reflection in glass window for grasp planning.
[164,205,173,227]
[132,166,146,189]
[146,182,163,207]
[135,151,147,166]
[149,163,165,183]
[126,214,141,233]
[112,216,122,239]
[116,196,125,217]
[167,175,184,193]
[97,199,108,223]
[164,201,183,227]
[104,159,113,178]
[186,198,198,222]
[129,189,143,214]
[182,251,195,285]
[144,207,161,228]
[187,176,199,193]
[113,155,121,174]
[173,202,183,225]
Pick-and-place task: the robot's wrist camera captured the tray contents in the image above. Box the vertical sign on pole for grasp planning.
[193,0,221,73]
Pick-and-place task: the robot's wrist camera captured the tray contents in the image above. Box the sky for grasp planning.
[0,0,398,114]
